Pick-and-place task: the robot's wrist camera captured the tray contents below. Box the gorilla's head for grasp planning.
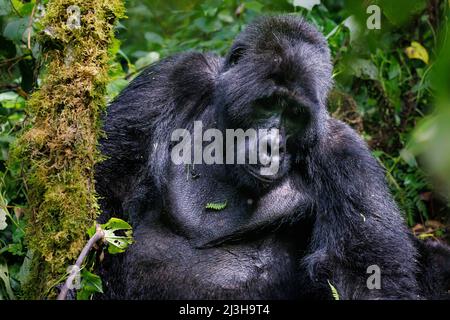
[214,16,333,187]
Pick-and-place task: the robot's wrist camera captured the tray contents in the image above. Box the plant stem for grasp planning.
[57,224,104,300]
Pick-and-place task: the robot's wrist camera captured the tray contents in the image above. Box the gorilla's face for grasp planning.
[214,16,333,187]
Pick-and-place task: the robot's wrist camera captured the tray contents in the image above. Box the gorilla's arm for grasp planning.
[301,118,420,299]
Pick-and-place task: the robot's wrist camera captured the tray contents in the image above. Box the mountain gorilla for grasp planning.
[96,15,449,299]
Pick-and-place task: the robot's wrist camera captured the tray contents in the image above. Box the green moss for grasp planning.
[10,0,125,299]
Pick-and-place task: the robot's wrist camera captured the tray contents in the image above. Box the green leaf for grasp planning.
[293,0,321,11]
[202,7,218,17]
[10,0,23,12]
[245,1,264,12]
[104,229,134,254]
[102,217,132,232]
[135,51,160,70]
[87,218,134,254]
[205,201,227,211]
[0,0,12,16]
[144,32,164,45]
[76,270,103,300]
[400,149,418,167]
[102,218,133,254]
[107,78,129,101]
[3,18,29,42]
[0,91,25,110]
[18,2,34,16]
[16,250,33,286]
[327,280,340,300]
[350,59,378,81]
[0,260,16,300]
[218,11,233,24]
[343,16,361,43]
[86,222,96,238]
[0,92,20,102]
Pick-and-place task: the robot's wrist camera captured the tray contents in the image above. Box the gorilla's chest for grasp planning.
[113,164,314,299]
[166,163,312,247]
[126,222,307,299]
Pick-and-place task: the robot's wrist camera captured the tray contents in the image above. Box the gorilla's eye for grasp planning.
[252,96,283,118]
[229,47,246,66]
[283,105,311,132]
[284,106,307,120]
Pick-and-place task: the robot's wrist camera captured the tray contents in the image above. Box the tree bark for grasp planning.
[12,0,125,299]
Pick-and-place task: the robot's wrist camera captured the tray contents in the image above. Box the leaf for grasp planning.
[0,260,16,300]
[107,78,129,101]
[144,32,164,45]
[327,280,340,300]
[0,207,7,230]
[293,0,321,11]
[3,17,29,42]
[76,270,103,300]
[104,230,134,254]
[93,218,134,255]
[417,233,434,240]
[405,41,429,64]
[0,193,8,231]
[205,201,227,211]
[135,51,160,70]
[0,0,11,16]
[350,59,379,80]
[102,217,132,232]
[87,218,134,254]
[218,11,233,24]
[400,148,418,167]
[0,92,24,109]
[18,2,34,16]
[343,15,361,43]
[245,1,264,13]
[17,250,33,286]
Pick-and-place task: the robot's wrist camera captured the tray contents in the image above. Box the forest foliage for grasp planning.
[0,0,449,299]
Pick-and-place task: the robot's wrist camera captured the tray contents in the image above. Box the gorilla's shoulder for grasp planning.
[103,52,223,136]
[318,117,385,185]
[324,118,373,161]
[113,52,222,107]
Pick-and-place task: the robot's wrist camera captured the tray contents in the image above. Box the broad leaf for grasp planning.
[293,0,321,11]
[76,270,103,300]
[0,260,16,300]
[88,218,134,255]
[405,41,429,64]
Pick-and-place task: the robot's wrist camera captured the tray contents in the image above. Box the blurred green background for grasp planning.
[1,0,450,298]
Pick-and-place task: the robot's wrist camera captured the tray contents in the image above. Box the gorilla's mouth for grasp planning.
[243,131,287,182]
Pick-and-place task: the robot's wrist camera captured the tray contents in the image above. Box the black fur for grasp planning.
[96,15,449,299]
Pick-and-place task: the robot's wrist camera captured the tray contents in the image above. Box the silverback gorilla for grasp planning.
[96,15,450,299]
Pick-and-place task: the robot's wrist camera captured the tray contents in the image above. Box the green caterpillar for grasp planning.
[205,201,227,211]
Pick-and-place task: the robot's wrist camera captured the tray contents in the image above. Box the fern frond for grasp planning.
[327,280,340,300]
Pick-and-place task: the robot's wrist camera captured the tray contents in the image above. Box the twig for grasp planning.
[27,0,40,50]
[57,224,105,300]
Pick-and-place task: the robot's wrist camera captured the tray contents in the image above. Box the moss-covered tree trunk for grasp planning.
[13,0,125,299]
